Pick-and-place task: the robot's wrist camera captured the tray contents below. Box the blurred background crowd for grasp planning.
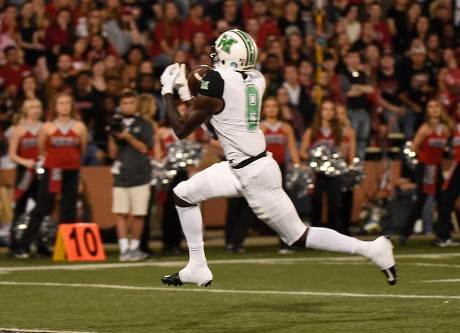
[0,0,459,161]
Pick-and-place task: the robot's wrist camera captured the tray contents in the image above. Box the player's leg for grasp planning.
[291,227,397,284]
[238,157,398,285]
[161,161,242,287]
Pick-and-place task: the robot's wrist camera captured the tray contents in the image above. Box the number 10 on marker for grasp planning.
[53,223,106,262]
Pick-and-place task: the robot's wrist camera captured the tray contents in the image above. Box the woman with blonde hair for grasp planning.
[261,96,301,252]
[399,99,453,245]
[300,100,344,232]
[137,93,159,135]
[15,93,88,257]
[7,98,43,257]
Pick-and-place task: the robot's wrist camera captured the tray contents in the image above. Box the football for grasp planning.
[187,65,211,96]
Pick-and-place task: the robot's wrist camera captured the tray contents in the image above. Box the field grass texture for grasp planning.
[0,237,459,333]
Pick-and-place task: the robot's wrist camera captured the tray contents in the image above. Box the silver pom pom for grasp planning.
[341,157,366,192]
[150,159,175,189]
[403,141,418,170]
[38,215,58,247]
[309,145,348,177]
[13,213,57,248]
[151,141,203,188]
[166,141,203,170]
[284,165,314,198]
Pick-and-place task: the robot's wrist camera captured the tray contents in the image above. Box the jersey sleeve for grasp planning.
[198,70,224,98]
[247,69,266,92]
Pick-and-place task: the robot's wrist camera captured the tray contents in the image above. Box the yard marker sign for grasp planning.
[53,223,106,262]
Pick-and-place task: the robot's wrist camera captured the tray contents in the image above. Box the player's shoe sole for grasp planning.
[161,272,212,287]
[161,273,184,286]
[369,236,399,285]
[382,265,398,285]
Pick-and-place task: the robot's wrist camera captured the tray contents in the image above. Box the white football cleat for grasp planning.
[162,265,213,287]
[368,236,398,285]
[179,265,213,287]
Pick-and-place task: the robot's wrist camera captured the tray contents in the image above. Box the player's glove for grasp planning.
[175,63,192,101]
[160,63,181,95]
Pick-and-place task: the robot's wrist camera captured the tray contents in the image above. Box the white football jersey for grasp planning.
[207,68,267,165]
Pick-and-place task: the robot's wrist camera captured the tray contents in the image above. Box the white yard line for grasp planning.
[0,328,95,333]
[419,279,460,283]
[0,252,459,273]
[412,263,460,268]
[0,281,459,300]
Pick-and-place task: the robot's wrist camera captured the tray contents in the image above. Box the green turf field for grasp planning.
[0,238,459,333]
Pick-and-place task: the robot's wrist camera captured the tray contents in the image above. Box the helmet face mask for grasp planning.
[211,29,258,72]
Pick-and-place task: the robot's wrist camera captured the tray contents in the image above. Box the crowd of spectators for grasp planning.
[0,0,460,164]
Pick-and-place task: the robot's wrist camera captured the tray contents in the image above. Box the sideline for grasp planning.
[0,281,459,300]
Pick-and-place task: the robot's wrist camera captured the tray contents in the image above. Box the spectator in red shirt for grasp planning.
[0,46,32,94]
[180,2,213,51]
[245,17,263,49]
[367,1,392,49]
[43,9,74,63]
[70,37,89,71]
[188,31,211,70]
[0,4,19,34]
[86,34,119,65]
[251,0,281,48]
[322,52,346,105]
[150,0,182,67]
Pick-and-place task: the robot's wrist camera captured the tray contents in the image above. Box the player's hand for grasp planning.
[23,159,35,169]
[175,63,192,101]
[160,63,181,96]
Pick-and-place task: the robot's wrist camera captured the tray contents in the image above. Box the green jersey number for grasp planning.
[245,85,260,132]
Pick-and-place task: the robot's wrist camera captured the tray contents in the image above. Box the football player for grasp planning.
[160,29,398,287]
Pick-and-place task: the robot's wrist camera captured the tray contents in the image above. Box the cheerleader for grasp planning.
[399,99,453,245]
[260,97,301,173]
[432,104,460,247]
[7,98,43,257]
[16,92,88,257]
[300,100,344,232]
[336,104,357,235]
[155,102,194,255]
[262,97,301,252]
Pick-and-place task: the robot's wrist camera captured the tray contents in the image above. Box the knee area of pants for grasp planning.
[173,181,188,201]
[173,181,196,207]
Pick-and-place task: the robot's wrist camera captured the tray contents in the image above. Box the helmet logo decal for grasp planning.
[200,80,210,90]
[217,34,237,54]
